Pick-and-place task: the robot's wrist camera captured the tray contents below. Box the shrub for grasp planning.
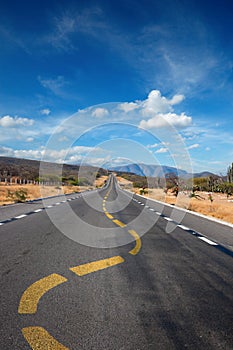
[7,188,28,203]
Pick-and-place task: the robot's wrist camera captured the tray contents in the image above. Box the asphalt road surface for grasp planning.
[0,175,233,349]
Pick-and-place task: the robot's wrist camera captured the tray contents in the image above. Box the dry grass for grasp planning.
[0,175,109,206]
[95,175,108,187]
[0,183,93,206]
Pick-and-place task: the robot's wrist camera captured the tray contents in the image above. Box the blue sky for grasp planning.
[0,0,233,174]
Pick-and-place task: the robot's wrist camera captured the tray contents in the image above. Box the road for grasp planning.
[0,175,233,349]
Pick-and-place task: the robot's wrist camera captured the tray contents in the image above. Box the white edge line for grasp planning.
[125,190,233,229]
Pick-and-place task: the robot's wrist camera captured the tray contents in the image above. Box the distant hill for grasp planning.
[109,163,218,178]
[192,171,219,178]
[0,156,107,180]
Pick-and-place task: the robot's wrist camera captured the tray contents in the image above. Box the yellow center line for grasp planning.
[112,219,126,228]
[22,327,69,350]
[18,274,67,314]
[70,256,124,276]
[128,229,142,255]
[103,180,142,255]
[105,212,114,219]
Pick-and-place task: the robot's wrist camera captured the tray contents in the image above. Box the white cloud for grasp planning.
[118,102,140,113]
[0,145,106,164]
[115,90,192,130]
[26,137,34,142]
[155,147,168,154]
[187,143,199,150]
[91,108,109,118]
[168,94,185,105]
[38,75,67,95]
[0,115,34,128]
[139,112,192,129]
[147,143,158,149]
[142,90,172,114]
[58,136,69,142]
[40,109,51,116]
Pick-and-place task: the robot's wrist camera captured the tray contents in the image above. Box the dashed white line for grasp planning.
[34,209,42,213]
[164,217,173,221]
[198,237,218,245]
[155,212,161,215]
[46,205,53,208]
[55,202,60,205]
[15,214,27,219]
[149,208,155,211]
[177,224,190,231]
[0,222,4,225]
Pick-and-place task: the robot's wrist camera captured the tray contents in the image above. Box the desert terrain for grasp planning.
[1,175,232,225]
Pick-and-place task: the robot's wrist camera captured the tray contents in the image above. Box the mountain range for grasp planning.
[108,163,218,178]
[0,156,218,180]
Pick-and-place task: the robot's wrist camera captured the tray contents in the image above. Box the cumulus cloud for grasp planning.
[168,94,185,105]
[118,102,140,113]
[91,108,109,118]
[187,143,199,150]
[0,115,34,128]
[40,109,51,115]
[116,89,191,130]
[147,143,158,149]
[142,90,172,114]
[139,112,192,129]
[26,137,34,142]
[155,147,168,154]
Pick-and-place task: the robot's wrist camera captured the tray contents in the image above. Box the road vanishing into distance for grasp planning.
[0,175,233,349]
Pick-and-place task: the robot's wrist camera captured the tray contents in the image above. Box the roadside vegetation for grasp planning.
[119,163,233,224]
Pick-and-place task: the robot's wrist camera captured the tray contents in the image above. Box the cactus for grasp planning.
[227,163,233,183]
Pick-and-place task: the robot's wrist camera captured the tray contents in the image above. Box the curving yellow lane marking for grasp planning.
[22,327,69,350]
[70,256,124,276]
[18,274,67,314]
[128,229,142,255]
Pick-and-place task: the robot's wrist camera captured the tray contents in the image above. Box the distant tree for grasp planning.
[165,173,179,196]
